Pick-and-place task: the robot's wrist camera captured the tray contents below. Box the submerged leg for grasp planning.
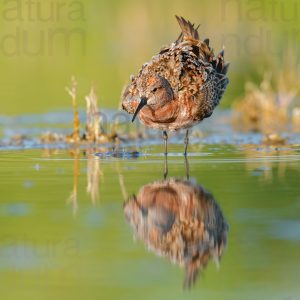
[164,154,168,179]
[163,130,168,156]
[184,155,190,180]
[184,130,189,156]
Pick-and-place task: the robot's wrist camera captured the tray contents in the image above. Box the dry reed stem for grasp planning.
[85,86,103,142]
[66,76,81,142]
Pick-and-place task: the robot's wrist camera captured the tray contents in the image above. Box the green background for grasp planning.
[0,0,298,115]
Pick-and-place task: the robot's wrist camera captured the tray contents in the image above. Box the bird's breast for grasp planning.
[138,96,202,131]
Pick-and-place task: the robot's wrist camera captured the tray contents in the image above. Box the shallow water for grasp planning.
[1,110,300,150]
[0,144,300,300]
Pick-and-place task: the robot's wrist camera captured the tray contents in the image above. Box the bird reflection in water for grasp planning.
[124,175,228,288]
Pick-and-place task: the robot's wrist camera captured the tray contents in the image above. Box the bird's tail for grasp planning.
[175,16,200,42]
[175,16,230,76]
[175,16,214,62]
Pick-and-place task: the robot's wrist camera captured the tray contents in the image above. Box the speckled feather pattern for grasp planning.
[122,16,229,131]
[124,178,228,288]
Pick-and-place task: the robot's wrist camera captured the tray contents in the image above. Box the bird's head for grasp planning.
[132,74,174,122]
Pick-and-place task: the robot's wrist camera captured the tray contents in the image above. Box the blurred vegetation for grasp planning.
[232,63,300,134]
[0,0,300,115]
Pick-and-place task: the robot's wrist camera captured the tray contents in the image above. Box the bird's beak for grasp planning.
[132,97,147,122]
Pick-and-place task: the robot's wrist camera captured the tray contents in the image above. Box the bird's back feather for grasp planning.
[121,16,230,130]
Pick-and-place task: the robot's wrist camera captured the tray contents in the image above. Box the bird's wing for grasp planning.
[196,71,229,119]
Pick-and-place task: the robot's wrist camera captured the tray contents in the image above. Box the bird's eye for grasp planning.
[152,87,158,93]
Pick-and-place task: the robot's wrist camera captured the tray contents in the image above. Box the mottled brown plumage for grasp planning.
[122,16,229,136]
[124,178,228,288]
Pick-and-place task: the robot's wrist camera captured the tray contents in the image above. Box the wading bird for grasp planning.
[124,178,228,288]
[122,16,229,155]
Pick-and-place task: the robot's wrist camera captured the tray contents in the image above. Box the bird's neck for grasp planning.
[141,100,179,124]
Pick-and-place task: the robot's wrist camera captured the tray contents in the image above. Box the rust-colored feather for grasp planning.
[124,178,228,288]
[121,16,230,132]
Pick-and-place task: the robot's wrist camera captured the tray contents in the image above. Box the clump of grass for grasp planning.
[40,132,65,144]
[9,134,28,146]
[262,133,286,146]
[232,69,300,136]
[41,76,120,145]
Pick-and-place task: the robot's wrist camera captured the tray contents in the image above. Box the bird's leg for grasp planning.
[163,130,168,156]
[184,155,190,180]
[164,154,168,179]
[163,130,168,179]
[184,129,189,156]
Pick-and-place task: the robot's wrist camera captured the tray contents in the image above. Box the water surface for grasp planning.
[0,145,299,299]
